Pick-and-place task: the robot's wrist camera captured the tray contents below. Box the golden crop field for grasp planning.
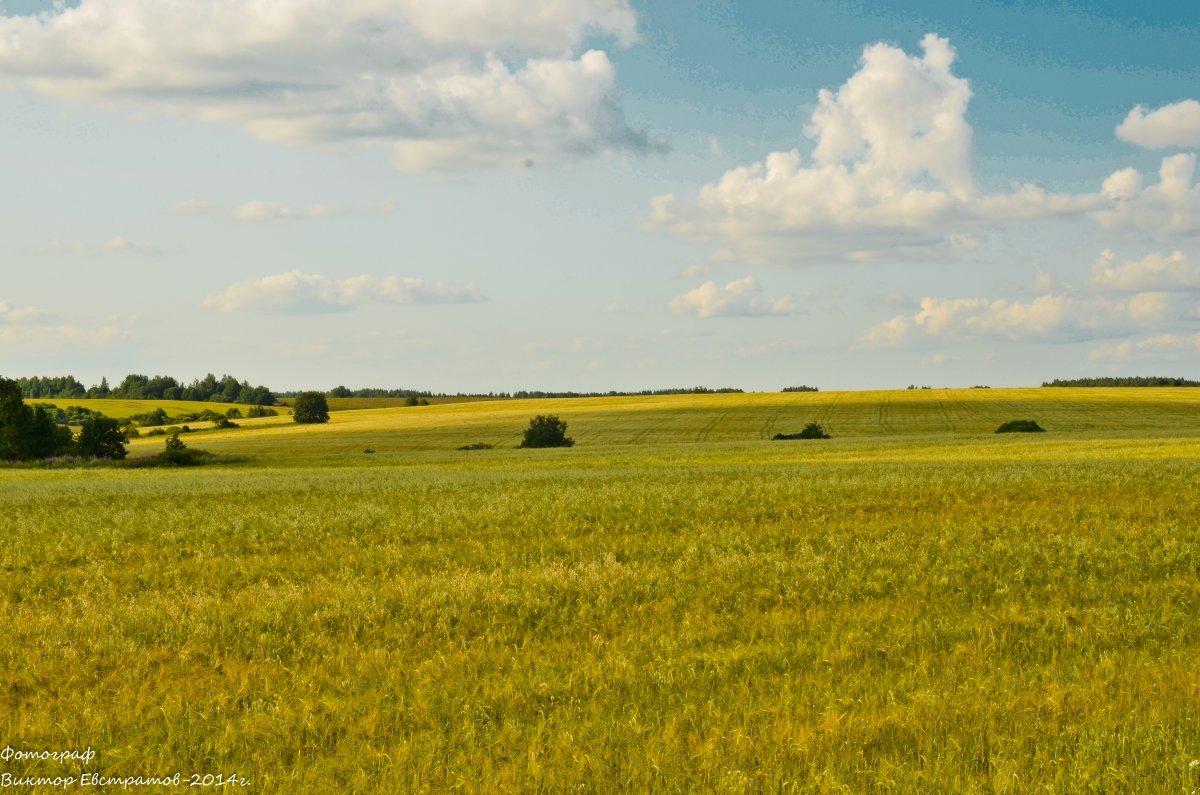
[276,395,506,411]
[25,398,282,420]
[4,388,1200,792]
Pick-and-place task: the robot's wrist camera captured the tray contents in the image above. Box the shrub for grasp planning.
[156,432,211,466]
[129,407,170,427]
[773,422,831,440]
[995,419,1045,433]
[247,405,277,418]
[293,392,330,424]
[457,442,494,451]
[518,415,574,448]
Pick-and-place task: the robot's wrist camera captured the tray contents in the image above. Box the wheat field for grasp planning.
[3,388,1200,792]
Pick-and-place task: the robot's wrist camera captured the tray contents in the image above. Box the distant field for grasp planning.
[23,397,286,419]
[4,388,1200,791]
[125,387,1200,459]
[276,395,506,411]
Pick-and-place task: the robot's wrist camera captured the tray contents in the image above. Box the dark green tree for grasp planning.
[293,392,330,424]
[26,406,73,458]
[0,377,31,460]
[75,416,128,459]
[518,415,574,448]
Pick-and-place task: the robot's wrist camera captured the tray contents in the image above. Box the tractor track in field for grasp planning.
[760,407,785,439]
[933,393,955,431]
[804,391,844,435]
[697,408,737,442]
[877,393,897,434]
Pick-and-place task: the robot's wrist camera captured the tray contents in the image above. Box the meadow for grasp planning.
[3,388,1200,792]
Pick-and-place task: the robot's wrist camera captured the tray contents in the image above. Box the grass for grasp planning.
[4,388,1200,792]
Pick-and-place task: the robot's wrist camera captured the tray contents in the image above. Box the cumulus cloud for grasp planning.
[1116,100,1200,149]
[650,34,1099,264]
[669,276,794,318]
[0,299,44,323]
[204,270,486,313]
[0,324,120,347]
[861,290,1195,347]
[46,235,159,256]
[1095,154,1200,237]
[0,299,117,347]
[1089,333,1200,362]
[172,198,391,223]
[0,1,659,172]
[1089,249,1200,292]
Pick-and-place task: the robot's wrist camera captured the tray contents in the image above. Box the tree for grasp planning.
[26,406,73,458]
[293,392,330,424]
[518,414,574,448]
[75,416,128,459]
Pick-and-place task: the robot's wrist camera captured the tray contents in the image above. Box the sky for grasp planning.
[1,0,1199,392]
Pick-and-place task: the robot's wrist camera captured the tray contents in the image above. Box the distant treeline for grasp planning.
[509,387,744,399]
[1042,377,1200,388]
[781,385,819,392]
[17,374,277,405]
[277,385,746,400]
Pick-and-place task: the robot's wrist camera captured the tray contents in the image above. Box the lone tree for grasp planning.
[75,416,128,459]
[518,414,574,448]
[293,392,330,424]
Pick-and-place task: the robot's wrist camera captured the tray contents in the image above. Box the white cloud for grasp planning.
[1089,249,1200,292]
[172,198,391,223]
[650,34,1099,264]
[669,276,794,318]
[1095,154,1200,237]
[860,314,913,347]
[1116,100,1200,149]
[861,290,1194,347]
[1090,333,1200,362]
[0,299,44,323]
[0,1,658,172]
[46,235,158,256]
[204,270,486,313]
[0,301,117,347]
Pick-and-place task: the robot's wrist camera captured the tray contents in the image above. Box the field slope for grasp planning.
[4,388,1200,792]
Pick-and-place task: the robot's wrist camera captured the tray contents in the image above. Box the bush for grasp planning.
[129,407,170,427]
[457,442,494,451]
[995,419,1045,434]
[773,422,831,440]
[247,405,277,418]
[518,415,574,448]
[156,432,211,466]
[293,392,330,424]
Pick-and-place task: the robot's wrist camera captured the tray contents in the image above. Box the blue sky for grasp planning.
[1,0,1198,391]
